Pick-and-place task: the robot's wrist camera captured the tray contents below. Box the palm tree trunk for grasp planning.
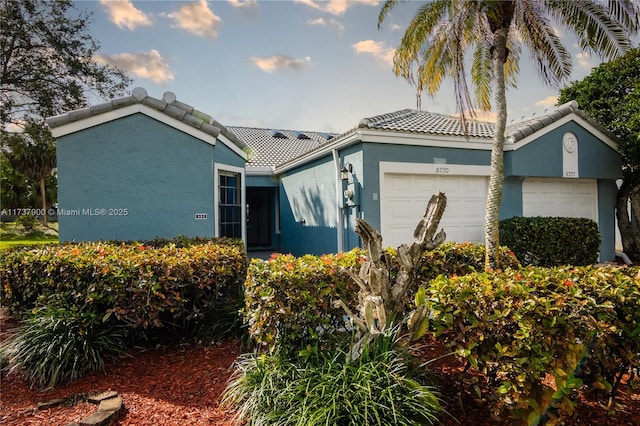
[39,176,48,227]
[484,28,509,271]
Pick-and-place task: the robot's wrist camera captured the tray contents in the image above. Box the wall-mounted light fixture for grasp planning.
[340,163,352,181]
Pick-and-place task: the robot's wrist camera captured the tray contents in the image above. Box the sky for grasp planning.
[77,0,625,134]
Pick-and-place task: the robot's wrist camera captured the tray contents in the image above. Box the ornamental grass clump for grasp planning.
[1,307,129,389]
[222,329,442,426]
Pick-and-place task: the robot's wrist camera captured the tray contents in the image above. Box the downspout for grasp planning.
[333,149,344,252]
[616,251,633,265]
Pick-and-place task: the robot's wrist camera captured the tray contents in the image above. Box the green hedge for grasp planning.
[244,251,362,354]
[0,240,247,333]
[244,244,520,354]
[424,265,640,423]
[500,216,600,266]
[418,241,520,276]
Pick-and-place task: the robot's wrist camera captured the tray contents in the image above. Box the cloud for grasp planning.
[165,0,222,39]
[228,0,258,11]
[352,40,395,64]
[535,96,558,107]
[100,0,151,30]
[295,0,378,16]
[249,55,312,73]
[306,17,345,36]
[95,50,174,84]
[576,52,591,69]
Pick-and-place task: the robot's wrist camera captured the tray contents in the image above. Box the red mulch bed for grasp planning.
[2,309,639,426]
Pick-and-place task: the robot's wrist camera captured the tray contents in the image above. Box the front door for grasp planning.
[246,187,272,248]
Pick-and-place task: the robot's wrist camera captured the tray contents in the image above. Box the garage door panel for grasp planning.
[415,176,438,193]
[382,173,488,247]
[386,175,412,194]
[523,178,597,221]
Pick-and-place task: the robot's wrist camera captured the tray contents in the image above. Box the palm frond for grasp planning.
[472,43,493,111]
[546,0,638,60]
[504,33,521,88]
[378,0,400,29]
[392,1,452,90]
[516,0,572,88]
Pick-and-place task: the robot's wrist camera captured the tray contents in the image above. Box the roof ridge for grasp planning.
[506,100,581,142]
[228,125,336,135]
[358,109,416,128]
[47,87,248,151]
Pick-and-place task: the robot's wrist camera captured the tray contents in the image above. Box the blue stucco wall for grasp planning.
[279,156,339,256]
[246,174,279,187]
[57,113,243,242]
[597,179,619,261]
[506,122,622,179]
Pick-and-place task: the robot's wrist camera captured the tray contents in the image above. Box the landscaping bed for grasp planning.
[2,311,638,426]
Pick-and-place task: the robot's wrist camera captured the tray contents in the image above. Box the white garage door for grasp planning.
[522,178,597,220]
[381,173,488,248]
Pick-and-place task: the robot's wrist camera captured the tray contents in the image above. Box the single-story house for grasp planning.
[47,87,622,261]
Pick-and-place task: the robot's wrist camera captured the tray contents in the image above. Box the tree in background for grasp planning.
[1,123,56,226]
[379,0,639,270]
[0,0,130,216]
[0,0,130,129]
[558,48,640,262]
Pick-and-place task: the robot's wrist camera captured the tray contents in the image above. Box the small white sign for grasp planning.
[195,213,208,220]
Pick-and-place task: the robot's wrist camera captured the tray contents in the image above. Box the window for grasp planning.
[219,170,242,238]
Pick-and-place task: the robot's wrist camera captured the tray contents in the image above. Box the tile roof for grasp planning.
[356,101,599,143]
[358,109,495,138]
[46,87,248,150]
[227,126,335,168]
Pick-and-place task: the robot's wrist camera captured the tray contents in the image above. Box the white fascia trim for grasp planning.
[50,104,218,146]
[246,166,275,176]
[359,129,493,149]
[380,161,492,176]
[217,133,249,160]
[506,113,619,152]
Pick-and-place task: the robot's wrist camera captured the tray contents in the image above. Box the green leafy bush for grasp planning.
[418,242,520,277]
[244,244,519,354]
[423,265,640,423]
[122,235,245,250]
[500,216,600,266]
[222,330,442,426]
[0,240,247,338]
[16,214,39,231]
[244,251,362,354]
[1,307,129,388]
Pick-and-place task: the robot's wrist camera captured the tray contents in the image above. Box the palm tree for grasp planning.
[1,122,56,226]
[379,0,639,270]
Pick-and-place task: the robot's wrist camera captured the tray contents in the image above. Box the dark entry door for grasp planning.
[246,187,272,248]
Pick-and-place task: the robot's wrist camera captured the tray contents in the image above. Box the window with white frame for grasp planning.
[218,170,242,239]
